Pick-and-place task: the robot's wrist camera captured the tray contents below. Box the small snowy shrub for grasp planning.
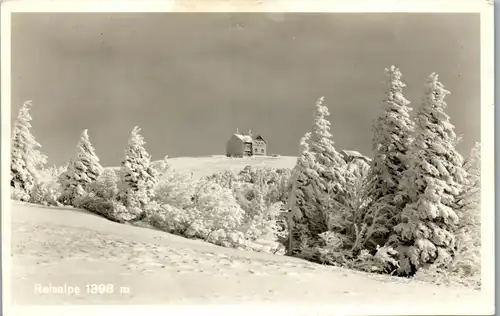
[11,187,29,202]
[246,202,285,242]
[190,180,245,240]
[451,229,481,277]
[147,203,199,235]
[75,193,141,223]
[29,180,61,206]
[206,229,247,248]
[205,170,239,190]
[150,155,170,176]
[148,178,246,244]
[238,183,286,242]
[205,167,291,252]
[90,169,119,200]
[351,245,399,274]
[153,170,198,210]
[112,201,143,222]
[73,194,111,217]
[315,231,353,266]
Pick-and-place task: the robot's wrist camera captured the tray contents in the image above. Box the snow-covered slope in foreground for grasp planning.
[11,201,485,312]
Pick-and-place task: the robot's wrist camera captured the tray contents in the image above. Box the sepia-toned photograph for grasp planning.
[2,1,494,315]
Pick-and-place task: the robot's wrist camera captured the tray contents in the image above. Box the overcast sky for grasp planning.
[11,13,480,166]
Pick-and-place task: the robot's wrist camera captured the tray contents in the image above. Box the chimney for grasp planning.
[248,129,252,137]
[236,128,239,134]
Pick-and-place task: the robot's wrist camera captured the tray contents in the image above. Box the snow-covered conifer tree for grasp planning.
[307,97,348,244]
[389,73,468,275]
[310,96,347,196]
[11,100,47,201]
[287,97,349,257]
[58,129,103,205]
[118,126,158,209]
[451,141,481,275]
[286,132,319,255]
[460,142,481,228]
[361,66,415,251]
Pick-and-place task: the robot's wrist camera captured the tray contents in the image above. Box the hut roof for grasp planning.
[341,149,372,162]
[254,135,267,143]
[233,134,253,143]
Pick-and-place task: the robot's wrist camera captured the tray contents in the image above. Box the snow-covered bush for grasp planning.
[150,155,170,177]
[205,229,248,249]
[204,166,291,249]
[268,168,293,204]
[147,176,246,245]
[72,167,147,223]
[26,164,64,206]
[315,230,352,266]
[205,170,240,190]
[146,203,197,234]
[75,194,141,223]
[153,170,198,210]
[11,100,47,201]
[238,165,255,183]
[238,184,286,243]
[90,168,120,200]
[236,166,292,204]
[190,180,245,240]
[351,246,399,274]
[11,187,29,202]
[29,179,61,206]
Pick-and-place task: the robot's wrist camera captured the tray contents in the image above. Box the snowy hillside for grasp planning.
[101,155,297,180]
[150,155,297,179]
[11,201,485,313]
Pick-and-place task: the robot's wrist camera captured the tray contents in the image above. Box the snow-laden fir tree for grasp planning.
[118,126,158,209]
[388,73,468,275]
[360,66,415,251]
[310,96,347,197]
[58,129,104,206]
[287,97,349,257]
[307,97,347,243]
[461,141,481,234]
[451,141,481,276]
[340,158,371,250]
[11,100,47,201]
[286,132,319,255]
